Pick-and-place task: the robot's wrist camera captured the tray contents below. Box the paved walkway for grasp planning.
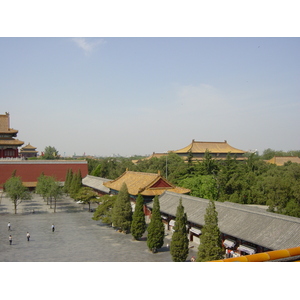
[0,193,198,262]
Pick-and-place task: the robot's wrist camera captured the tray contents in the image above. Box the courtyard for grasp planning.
[0,193,197,262]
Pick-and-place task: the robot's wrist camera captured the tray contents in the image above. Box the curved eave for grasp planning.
[21,144,37,150]
[0,139,24,146]
[173,142,193,153]
[0,129,19,134]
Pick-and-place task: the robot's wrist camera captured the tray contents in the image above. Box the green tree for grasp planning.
[195,150,219,175]
[147,195,165,252]
[196,199,224,262]
[43,146,59,159]
[260,148,276,160]
[36,173,49,202]
[75,187,98,211]
[90,164,102,177]
[49,180,63,213]
[178,175,218,200]
[92,195,117,225]
[4,176,32,214]
[36,174,63,211]
[170,198,189,262]
[86,158,101,174]
[63,169,73,194]
[131,194,146,240]
[70,170,82,198]
[112,183,132,233]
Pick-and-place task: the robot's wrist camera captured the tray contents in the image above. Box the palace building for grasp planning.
[139,140,248,164]
[265,156,300,166]
[103,170,190,202]
[171,139,248,161]
[19,143,39,158]
[0,112,88,190]
[0,112,24,158]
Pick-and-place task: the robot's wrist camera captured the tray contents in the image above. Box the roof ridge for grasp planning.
[127,170,160,176]
[163,191,300,224]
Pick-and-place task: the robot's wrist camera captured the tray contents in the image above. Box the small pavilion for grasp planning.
[20,143,39,158]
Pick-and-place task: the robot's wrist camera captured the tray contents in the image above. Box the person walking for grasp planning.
[8,222,11,231]
[9,235,12,245]
[51,224,55,232]
[27,232,30,241]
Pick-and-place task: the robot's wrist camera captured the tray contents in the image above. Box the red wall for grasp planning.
[0,161,88,187]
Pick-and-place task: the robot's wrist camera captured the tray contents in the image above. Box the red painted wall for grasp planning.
[0,161,88,187]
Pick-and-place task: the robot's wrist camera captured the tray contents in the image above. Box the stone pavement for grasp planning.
[0,193,198,262]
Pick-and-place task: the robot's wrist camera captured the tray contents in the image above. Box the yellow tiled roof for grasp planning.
[173,140,246,154]
[21,143,37,150]
[0,129,19,134]
[0,113,19,134]
[266,156,300,166]
[0,138,24,146]
[103,171,190,196]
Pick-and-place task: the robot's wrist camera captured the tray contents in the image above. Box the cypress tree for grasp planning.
[70,170,82,198]
[196,199,224,262]
[170,198,189,262]
[147,195,165,252]
[112,183,132,233]
[63,169,73,194]
[131,194,146,240]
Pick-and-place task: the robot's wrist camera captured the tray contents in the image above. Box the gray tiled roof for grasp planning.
[147,191,300,251]
[82,175,111,194]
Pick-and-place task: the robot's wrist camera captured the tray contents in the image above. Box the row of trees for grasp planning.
[92,183,164,253]
[36,173,63,212]
[92,181,224,261]
[170,198,223,262]
[64,169,99,211]
[3,168,97,214]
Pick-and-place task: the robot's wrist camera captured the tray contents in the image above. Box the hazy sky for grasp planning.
[1,37,299,157]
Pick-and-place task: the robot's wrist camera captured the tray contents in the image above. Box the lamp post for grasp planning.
[165,152,168,180]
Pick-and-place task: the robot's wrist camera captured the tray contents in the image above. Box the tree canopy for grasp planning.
[43,146,59,159]
[4,176,32,214]
[92,195,117,225]
[75,187,98,211]
[36,174,63,212]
